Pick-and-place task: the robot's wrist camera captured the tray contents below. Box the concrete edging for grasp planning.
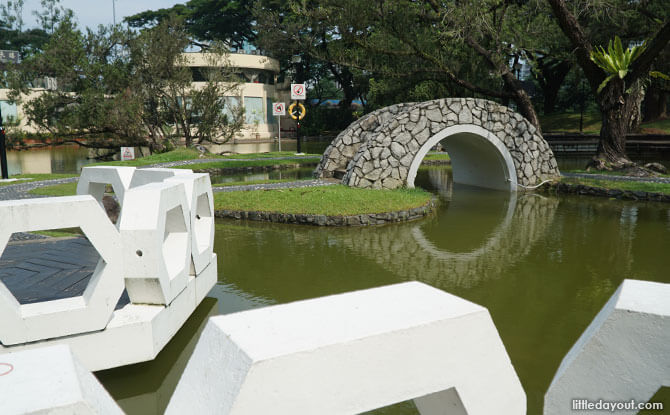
[214,197,438,226]
[541,181,670,203]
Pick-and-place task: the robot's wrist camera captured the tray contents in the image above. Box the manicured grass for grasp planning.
[540,112,670,134]
[561,177,670,195]
[180,157,320,170]
[540,112,602,134]
[217,151,320,159]
[0,173,77,187]
[213,178,302,187]
[423,152,450,161]
[90,148,203,167]
[32,229,83,237]
[90,149,321,168]
[213,185,432,216]
[29,181,78,196]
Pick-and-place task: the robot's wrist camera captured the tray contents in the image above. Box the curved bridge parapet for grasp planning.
[316,98,560,190]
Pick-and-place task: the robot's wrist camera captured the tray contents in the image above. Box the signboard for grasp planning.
[121,147,135,161]
[290,83,306,100]
[0,50,20,64]
[272,102,286,116]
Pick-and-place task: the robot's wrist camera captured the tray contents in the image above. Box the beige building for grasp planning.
[0,51,289,141]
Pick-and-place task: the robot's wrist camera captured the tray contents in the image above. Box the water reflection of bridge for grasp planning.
[337,192,558,289]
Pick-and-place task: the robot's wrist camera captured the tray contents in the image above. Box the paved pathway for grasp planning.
[561,172,670,184]
[0,237,130,308]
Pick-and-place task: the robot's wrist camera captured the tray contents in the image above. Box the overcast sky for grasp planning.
[20,0,183,30]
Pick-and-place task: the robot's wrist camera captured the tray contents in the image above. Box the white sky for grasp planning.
[19,0,183,30]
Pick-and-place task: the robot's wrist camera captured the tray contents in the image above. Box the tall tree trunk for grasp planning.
[513,88,542,135]
[592,78,636,168]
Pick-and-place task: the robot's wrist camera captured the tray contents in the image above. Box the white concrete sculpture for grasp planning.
[545,279,670,415]
[166,173,215,275]
[0,167,218,372]
[129,167,193,188]
[0,196,123,345]
[0,345,123,415]
[77,165,136,207]
[119,181,192,305]
[166,281,525,415]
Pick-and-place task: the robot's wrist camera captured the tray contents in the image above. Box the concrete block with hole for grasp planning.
[119,181,192,305]
[0,344,123,414]
[166,173,215,275]
[77,166,136,207]
[166,282,525,415]
[0,255,217,371]
[0,196,123,345]
[129,167,193,188]
[545,279,670,415]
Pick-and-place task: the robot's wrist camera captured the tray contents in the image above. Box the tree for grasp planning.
[546,0,670,170]
[256,0,552,133]
[8,18,244,152]
[0,0,49,58]
[32,0,72,34]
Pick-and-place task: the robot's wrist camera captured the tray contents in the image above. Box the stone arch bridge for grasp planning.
[315,98,560,191]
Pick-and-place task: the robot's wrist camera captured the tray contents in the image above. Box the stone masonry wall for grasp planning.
[314,103,415,178]
[336,98,559,189]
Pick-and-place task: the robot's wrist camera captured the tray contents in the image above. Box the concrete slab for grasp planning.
[0,344,123,414]
[166,281,525,415]
[545,279,670,415]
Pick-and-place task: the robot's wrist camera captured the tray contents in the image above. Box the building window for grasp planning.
[0,101,18,124]
[222,96,241,122]
[244,97,263,125]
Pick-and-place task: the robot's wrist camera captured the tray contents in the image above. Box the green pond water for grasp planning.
[95,164,670,415]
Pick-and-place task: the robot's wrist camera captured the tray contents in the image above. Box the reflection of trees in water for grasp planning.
[337,193,559,289]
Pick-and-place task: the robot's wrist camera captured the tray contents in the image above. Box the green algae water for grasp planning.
[97,165,670,415]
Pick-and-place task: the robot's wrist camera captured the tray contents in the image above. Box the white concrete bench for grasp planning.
[166,282,525,415]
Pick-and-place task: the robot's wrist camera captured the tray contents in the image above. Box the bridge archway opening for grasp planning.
[407,125,518,191]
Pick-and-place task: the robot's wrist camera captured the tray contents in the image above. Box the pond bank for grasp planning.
[540,180,670,203]
[214,197,437,226]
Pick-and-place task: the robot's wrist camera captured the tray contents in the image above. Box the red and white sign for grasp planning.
[272,102,286,116]
[121,147,135,161]
[291,83,306,100]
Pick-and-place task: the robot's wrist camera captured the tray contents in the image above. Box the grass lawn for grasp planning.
[213,178,302,187]
[540,112,670,134]
[0,173,77,187]
[213,185,432,216]
[423,152,451,161]
[91,149,321,168]
[180,157,320,170]
[560,177,670,195]
[28,181,78,196]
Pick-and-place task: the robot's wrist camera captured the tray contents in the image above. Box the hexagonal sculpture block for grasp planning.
[0,344,123,414]
[129,167,193,189]
[166,173,215,275]
[77,166,136,207]
[545,279,670,415]
[119,181,192,305]
[167,282,525,415]
[0,196,123,345]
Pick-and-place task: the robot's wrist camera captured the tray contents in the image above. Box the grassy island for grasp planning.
[213,185,432,216]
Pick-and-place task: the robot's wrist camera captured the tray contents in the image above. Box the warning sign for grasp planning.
[121,147,135,161]
[290,83,306,100]
[272,102,286,116]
